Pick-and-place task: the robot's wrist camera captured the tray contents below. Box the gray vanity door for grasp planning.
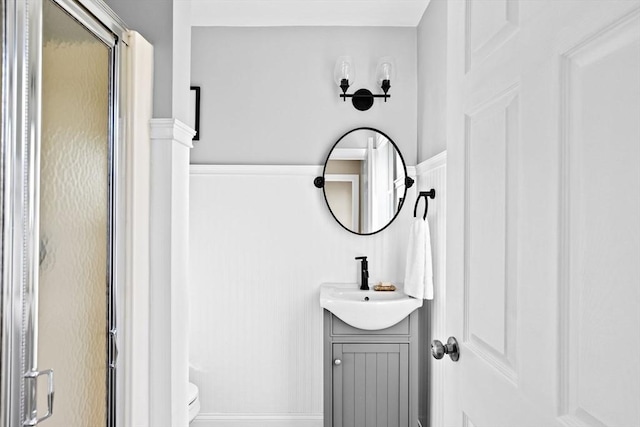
[332,343,409,427]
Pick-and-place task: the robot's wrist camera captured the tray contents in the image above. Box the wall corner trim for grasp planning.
[150,118,196,148]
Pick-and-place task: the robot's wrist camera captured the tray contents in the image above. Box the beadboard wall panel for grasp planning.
[189,165,416,425]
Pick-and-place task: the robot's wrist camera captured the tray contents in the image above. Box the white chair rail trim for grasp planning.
[150,118,196,148]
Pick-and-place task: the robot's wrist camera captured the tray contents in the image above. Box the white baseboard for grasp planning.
[192,413,323,427]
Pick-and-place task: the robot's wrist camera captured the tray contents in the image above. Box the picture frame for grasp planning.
[189,86,201,141]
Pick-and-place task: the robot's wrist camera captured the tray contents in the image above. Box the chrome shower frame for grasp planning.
[0,0,128,425]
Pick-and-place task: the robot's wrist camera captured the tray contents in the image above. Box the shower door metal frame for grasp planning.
[0,0,128,426]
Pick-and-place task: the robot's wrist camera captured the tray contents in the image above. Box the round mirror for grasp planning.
[320,127,410,235]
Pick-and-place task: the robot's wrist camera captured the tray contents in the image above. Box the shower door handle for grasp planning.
[24,369,54,426]
[109,328,118,369]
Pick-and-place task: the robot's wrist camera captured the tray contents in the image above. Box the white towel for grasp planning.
[403,217,434,300]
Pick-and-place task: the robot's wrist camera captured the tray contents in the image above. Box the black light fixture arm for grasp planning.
[338,78,391,110]
[339,93,391,101]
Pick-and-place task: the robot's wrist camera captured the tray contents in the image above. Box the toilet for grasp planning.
[188,382,201,424]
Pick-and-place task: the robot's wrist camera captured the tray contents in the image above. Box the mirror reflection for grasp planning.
[323,128,407,235]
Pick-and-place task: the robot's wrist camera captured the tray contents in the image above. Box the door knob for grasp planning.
[431,337,460,362]
[334,359,342,366]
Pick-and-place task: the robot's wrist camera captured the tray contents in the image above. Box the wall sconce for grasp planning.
[334,56,395,111]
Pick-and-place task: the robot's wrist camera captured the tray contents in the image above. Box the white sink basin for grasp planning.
[319,283,423,330]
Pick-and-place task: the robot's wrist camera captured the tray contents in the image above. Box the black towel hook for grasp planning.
[413,189,436,220]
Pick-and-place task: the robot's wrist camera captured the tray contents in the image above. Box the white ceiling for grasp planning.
[189,0,432,27]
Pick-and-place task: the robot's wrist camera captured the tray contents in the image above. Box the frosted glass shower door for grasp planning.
[37,0,113,425]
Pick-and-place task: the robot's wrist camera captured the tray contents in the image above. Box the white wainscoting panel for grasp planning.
[415,152,447,427]
[189,165,417,426]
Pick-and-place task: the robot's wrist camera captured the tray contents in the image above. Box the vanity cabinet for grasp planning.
[332,343,409,427]
[324,311,419,427]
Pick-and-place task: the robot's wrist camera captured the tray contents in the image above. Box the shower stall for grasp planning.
[0,0,129,425]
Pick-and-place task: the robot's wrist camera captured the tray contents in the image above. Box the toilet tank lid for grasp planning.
[188,383,199,405]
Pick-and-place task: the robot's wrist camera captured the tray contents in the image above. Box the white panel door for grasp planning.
[444,1,640,426]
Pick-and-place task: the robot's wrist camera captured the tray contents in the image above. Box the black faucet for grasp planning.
[355,256,369,290]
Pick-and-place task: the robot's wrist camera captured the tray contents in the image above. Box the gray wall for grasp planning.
[190,26,417,165]
[104,0,173,118]
[417,0,448,163]
[415,2,449,424]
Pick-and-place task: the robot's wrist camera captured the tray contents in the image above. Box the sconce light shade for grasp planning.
[375,57,395,84]
[376,57,395,96]
[334,56,355,90]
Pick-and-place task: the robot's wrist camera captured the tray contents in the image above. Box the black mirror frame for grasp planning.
[315,127,414,236]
